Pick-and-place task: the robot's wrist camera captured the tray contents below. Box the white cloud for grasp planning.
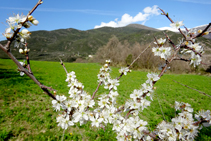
[94,5,159,29]
[157,27,186,32]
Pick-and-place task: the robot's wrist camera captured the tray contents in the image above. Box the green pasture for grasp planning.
[0,59,211,140]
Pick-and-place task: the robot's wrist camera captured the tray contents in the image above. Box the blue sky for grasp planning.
[0,0,211,41]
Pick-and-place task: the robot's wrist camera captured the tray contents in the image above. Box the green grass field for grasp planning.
[0,59,211,140]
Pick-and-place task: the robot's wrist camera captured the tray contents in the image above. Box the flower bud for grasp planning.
[19,48,24,54]
[104,64,108,68]
[20,38,25,43]
[24,48,28,53]
[203,32,209,35]
[32,19,39,25]
[20,29,31,39]
[28,15,34,22]
[198,29,202,33]
[21,29,30,35]
[185,41,189,46]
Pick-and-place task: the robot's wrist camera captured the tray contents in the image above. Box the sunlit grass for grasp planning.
[0,59,211,140]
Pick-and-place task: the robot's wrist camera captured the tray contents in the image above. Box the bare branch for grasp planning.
[91,81,102,100]
[59,58,68,75]
[174,57,190,62]
[128,45,150,70]
[194,23,211,38]
[25,53,33,74]
[163,32,176,50]
[159,8,187,39]
[116,45,150,81]
[6,0,43,48]
[181,45,202,57]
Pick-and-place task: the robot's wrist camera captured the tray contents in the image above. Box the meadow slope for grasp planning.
[0,59,211,140]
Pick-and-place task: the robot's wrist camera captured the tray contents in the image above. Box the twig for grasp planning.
[25,51,33,74]
[128,45,150,70]
[194,23,211,38]
[4,48,56,99]
[59,58,68,75]
[91,81,102,100]
[117,45,150,81]
[181,45,202,57]
[0,0,56,100]
[153,36,159,46]
[159,8,187,39]
[174,57,190,62]
[173,80,211,98]
[163,32,176,50]
[6,0,43,49]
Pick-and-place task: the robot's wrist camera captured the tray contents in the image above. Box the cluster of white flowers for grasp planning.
[180,40,203,68]
[170,21,184,29]
[4,14,39,48]
[3,14,39,76]
[52,71,96,129]
[152,38,171,60]
[52,60,165,140]
[126,73,160,115]
[2,4,211,141]
[119,67,131,75]
[18,61,26,76]
[156,101,211,141]
[51,59,211,140]
[152,21,203,68]
[97,60,111,83]
[195,110,211,128]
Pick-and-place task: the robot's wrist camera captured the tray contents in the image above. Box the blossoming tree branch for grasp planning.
[0,0,211,140]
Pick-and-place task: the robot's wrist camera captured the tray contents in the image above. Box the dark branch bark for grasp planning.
[163,32,176,50]
[194,23,211,38]
[59,58,68,75]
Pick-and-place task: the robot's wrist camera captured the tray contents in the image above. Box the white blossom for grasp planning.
[190,52,201,67]
[170,21,184,29]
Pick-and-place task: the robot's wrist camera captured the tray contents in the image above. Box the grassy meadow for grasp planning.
[0,59,211,140]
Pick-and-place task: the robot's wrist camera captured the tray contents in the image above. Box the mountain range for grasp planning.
[0,24,210,62]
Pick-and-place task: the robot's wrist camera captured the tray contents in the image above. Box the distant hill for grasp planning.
[0,24,211,62]
[126,24,159,31]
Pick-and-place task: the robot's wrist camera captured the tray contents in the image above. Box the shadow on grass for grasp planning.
[0,68,44,80]
[0,129,14,141]
[0,68,20,79]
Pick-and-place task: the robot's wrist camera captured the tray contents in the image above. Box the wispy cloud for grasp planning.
[94,5,159,29]
[0,7,119,16]
[173,0,211,4]
[0,7,31,11]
